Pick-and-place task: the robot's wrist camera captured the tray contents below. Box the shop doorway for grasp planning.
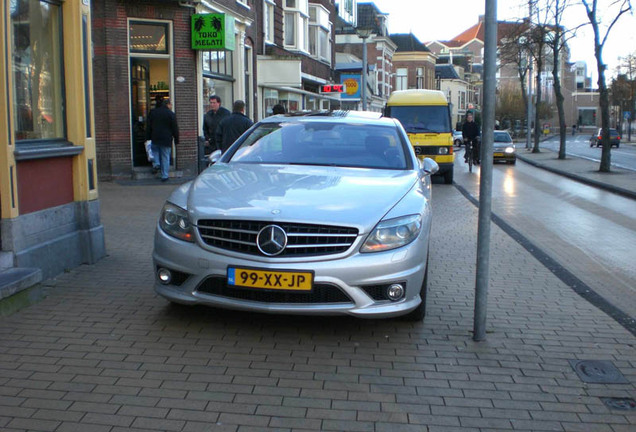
[130,57,171,167]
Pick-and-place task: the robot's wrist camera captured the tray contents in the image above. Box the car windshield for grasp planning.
[226,121,409,170]
[494,132,512,143]
[388,106,451,134]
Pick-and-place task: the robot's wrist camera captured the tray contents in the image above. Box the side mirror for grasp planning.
[208,150,222,165]
[420,158,439,175]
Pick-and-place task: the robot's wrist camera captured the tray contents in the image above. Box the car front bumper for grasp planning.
[493,151,516,162]
[152,226,430,318]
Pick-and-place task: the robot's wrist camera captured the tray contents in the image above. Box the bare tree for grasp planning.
[580,0,632,172]
[526,1,553,153]
[544,0,581,159]
[498,20,532,115]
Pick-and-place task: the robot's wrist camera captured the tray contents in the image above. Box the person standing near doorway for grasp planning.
[203,95,230,153]
[215,100,253,154]
[146,98,179,182]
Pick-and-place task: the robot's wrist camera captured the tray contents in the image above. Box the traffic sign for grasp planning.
[624,111,631,120]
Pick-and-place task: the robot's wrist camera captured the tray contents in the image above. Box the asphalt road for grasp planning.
[539,133,636,171]
[453,152,636,322]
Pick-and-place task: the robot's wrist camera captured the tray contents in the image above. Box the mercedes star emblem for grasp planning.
[256,225,288,256]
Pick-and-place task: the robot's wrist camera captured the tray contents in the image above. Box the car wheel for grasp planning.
[444,169,453,184]
[401,259,428,321]
[615,144,620,148]
[508,159,516,165]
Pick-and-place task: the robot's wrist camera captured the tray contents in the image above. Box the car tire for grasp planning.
[401,259,428,321]
[444,169,453,184]
[508,159,516,165]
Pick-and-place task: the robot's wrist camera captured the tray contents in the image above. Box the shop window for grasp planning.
[578,108,596,126]
[129,22,169,54]
[396,68,407,91]
[284,0,309,52]
[279,91,302,113]
[309,4,331,63]
[11,0,65,141]
[264,89,279,116]
[263,0,275,44]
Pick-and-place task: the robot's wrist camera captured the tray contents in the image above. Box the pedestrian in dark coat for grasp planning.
[215,100,253,153]
[203,95,231,152]
[146,98,179,181]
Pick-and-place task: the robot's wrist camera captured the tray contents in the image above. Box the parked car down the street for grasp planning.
[589,128,621,148]
[453,129,463,146]
[493,130,516,164]
[153,111,439,320]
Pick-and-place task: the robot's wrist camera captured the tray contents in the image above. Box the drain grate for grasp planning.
[568,360,629,384]
[601,397,636,411]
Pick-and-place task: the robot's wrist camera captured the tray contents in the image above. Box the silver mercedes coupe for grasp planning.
[152,111,439,320]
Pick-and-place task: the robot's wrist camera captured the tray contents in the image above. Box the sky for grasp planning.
[366,0,636,84]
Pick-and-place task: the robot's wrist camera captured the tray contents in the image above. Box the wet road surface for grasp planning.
[452,153,636,321]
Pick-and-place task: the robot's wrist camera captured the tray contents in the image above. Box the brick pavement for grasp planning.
[0,180,634,431]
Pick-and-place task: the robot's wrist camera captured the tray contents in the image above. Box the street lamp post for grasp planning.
[356,28,373,111]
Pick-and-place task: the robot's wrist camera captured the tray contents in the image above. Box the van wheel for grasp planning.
[444,169,453,184]
[402,259,428,321]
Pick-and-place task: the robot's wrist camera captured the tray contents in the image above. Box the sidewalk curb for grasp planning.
[454,182,636,336]
[516,153,636,200]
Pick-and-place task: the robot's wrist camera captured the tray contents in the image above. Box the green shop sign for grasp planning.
[191,13,235,51]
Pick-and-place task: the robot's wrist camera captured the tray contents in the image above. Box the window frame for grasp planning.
[283,0,309,53]
[263,0,275,44]
[396,68,408,91]
[11,0,68,145]
[308,3,331,63]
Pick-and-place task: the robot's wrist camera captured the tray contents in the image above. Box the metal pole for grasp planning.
[362,36,368,111]
[526,55,533,149]
[473,0,497,342]
[526,0,533,149]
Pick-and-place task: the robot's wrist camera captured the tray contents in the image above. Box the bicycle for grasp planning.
[463,137,481,173]
[464,138,475,173]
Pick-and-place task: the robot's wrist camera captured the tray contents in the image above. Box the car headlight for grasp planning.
[159,203,194,242]
[361,215,422,253]
[504,146,515,154]
[438,147,449,155]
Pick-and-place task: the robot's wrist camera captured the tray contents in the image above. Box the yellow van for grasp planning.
[385,90,454,184]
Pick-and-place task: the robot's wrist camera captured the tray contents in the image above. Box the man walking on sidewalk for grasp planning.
[146,98,179,182]
[215,100,253,154]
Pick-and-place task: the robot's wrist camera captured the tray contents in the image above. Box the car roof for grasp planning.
[259,110,397,126]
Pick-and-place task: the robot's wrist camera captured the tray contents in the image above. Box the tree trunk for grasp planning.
[595,41,611,172]
[552,35,567,159]
[532,67,542,153]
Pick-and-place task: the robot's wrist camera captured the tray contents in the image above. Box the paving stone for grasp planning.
[1,181,635,432]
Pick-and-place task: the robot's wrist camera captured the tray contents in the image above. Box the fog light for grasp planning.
[157,268,172,285]
[387,284,405,301]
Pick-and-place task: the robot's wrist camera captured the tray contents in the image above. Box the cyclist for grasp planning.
[462,113,480,165]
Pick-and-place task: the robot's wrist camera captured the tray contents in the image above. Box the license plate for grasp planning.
[494,152,504,157]
[227,267,313,291]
